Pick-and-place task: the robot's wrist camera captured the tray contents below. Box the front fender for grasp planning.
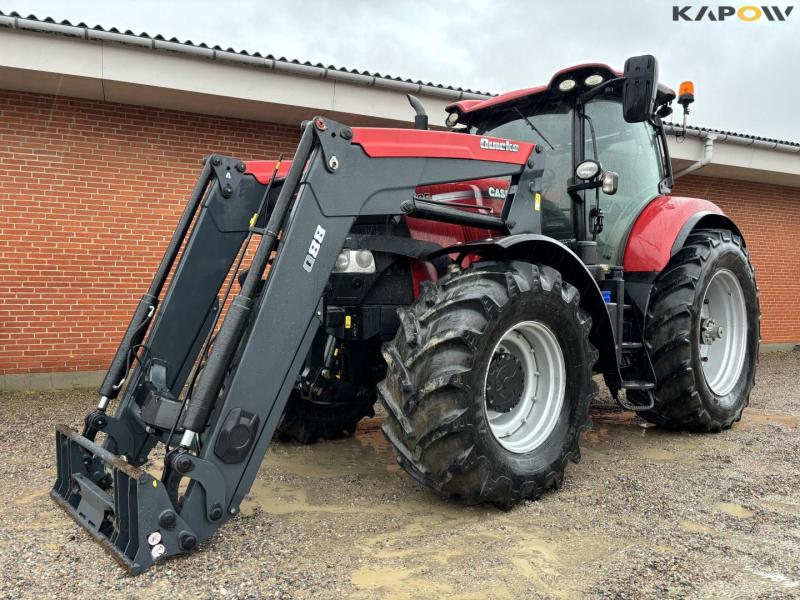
[622,195,743,273]
[433,234,618,377]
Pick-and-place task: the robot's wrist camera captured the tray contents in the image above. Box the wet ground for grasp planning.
[1,351,799,599]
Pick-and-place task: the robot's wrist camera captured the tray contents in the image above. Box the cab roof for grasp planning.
[447,63,676,123]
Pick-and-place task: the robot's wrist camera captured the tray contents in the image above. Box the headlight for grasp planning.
[558,78,577,92]
[445,111,460,127]
[332,250,376,274]
[355,250,373,269]
[575,159,601,180]
[334,252,350,272]
[585,74,604,87]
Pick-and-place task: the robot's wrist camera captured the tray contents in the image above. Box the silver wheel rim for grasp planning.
[699,268,747,400]
[483,321,566,454]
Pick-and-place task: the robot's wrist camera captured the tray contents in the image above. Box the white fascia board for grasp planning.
[0,29,101,79]
[668,136,800,187]
[0,28,454,127]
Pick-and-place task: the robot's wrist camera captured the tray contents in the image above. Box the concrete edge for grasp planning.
[759,342,800,354]
[2,343,797,391]
[0,370,105,392]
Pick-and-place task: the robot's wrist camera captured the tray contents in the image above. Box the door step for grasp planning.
[621,380,654,391]
[621,341,643,351]
[616,380,656,411]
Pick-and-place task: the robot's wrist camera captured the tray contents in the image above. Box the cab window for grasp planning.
[584,98,664,263]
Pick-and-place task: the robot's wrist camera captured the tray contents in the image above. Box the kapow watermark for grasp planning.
[673,5,794,20]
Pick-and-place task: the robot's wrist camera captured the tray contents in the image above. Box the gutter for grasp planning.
[664,123,800,155]
[673,133,716,178]
[0,12,490,102]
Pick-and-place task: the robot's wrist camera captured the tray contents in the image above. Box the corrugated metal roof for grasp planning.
[666,123,800,148]
[664,123,800,153]
[0,10,492,99]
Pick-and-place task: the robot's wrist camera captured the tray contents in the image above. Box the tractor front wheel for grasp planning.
[637,229,759,431]
[276,339,381,444]
[379,261,596,508]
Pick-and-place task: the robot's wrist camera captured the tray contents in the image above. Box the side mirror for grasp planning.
[622,55,658,123]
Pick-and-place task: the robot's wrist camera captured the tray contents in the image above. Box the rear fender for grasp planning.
[623,195,744,273]
[432,235,618,376]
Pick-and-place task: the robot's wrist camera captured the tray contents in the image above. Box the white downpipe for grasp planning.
[674,134,716,178]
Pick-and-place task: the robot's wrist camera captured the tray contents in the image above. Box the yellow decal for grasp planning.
[152,480,158,488]
[534,193,541,212]
[345,315,352,329]
[249,212,258,227]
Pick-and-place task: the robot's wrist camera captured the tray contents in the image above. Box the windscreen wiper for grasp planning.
[513,107,555,150]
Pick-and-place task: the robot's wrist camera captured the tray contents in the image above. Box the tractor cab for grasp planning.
[445,61,676,265]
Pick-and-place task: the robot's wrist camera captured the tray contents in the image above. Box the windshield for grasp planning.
[469,98,575,241]
[469,95,665,260]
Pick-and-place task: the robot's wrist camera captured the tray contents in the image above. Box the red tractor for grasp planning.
[52,56,758,573]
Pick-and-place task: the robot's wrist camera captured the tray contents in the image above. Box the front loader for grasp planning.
[52,55,759,574]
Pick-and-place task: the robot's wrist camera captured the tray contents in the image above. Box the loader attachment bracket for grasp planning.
[209,155,247,199]
[53,425,199,575]
[163,450,228,522]
[83,409,137,458]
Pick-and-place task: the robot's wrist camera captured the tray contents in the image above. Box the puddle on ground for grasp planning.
[715,502,754,518]
[758,498,800,516]
[740,409,798,428]
[583,408,698,464]
[681,520,713,534]
[261,418,395,479]
[351,565,454,598]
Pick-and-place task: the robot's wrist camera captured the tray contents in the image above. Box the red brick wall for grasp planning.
[0,91,299,375]
[0,91,797,376]
[673,174,800,345]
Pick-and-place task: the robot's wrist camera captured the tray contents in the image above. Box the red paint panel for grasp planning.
[409,177,507,249]
[446,86,547,115]
[445,98,483,114]
[350,128,533,165]
[245,160,292,184]
[623,195,725,272]
[410,260,437,297]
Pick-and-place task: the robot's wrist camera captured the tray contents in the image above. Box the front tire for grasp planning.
[637,229,759,431]
[276,340,381,444]
[379,261,596,507]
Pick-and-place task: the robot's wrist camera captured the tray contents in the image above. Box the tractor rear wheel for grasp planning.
[379,261,596,507]
[636,229,759,431]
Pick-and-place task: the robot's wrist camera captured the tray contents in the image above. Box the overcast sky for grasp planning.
[4,0,800,141]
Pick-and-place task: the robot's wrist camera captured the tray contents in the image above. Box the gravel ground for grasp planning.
[1,351,798,599]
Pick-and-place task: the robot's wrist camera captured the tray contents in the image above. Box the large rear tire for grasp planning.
[636,229,759,431]
[379,261,596,507]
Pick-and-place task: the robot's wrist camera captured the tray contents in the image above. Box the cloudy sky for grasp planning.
[4,0,800,140]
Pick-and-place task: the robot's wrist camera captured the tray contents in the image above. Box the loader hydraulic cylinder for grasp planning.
[179,123,316,436]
